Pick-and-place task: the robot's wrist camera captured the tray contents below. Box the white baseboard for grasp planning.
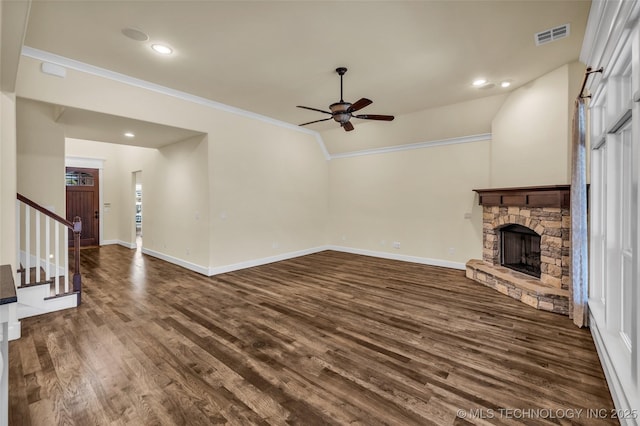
[208,245,465,276]
[8,320,21,341]
[0,302,20,341]
[142,244,465,277]
[208,246,328,276]
[102,240,137,249]
[141,248,209,275]
[590,313,639,426]
[327,245,467,270]
[118,241,136,249]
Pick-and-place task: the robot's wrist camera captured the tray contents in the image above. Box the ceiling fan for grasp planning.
[297,67,395,132]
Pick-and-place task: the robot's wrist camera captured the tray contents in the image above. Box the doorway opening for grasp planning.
[133,171,143,249]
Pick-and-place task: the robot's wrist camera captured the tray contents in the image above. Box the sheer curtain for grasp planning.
[570,96,588,327]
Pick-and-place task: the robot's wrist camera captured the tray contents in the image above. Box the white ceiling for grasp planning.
[23,1,590,135]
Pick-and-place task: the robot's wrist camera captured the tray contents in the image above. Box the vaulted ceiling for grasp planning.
[22,0,590,135]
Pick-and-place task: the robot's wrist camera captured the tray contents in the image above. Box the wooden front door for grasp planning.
[66,167,100,247]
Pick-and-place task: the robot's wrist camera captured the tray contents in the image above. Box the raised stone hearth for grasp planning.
[466,186,571,315]
[466,260,569,314]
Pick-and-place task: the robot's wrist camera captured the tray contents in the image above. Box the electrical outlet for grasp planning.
[464,212,472,219]
[342,235,347,241]
[392,241,401,249]
[272,241,279,249]
[449,247,456,255]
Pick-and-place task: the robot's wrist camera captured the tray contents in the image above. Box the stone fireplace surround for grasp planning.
[465,186,571,315]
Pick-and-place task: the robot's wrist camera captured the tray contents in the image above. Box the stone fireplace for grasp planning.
[466,186,571,315]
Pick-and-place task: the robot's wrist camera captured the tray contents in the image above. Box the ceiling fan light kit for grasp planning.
[297,67,394,132]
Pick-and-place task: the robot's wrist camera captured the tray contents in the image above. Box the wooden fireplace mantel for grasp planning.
[473,185,571,208]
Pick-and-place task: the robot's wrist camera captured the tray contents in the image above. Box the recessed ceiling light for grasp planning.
[501,81,512,88]
[124,132,135,138]
[472,78,487,87]
[151,44,173,55]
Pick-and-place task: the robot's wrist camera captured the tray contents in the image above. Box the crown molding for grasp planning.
[21,46,331,160]
[21,47,491,162]
[330,133,491,160]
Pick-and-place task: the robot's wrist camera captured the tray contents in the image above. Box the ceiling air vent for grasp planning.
[535,24,570,46]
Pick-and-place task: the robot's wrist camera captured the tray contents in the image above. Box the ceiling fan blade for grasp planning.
[299,117,333,126]
[353,114,395,121]
[342,121,354,132]
[297,105,332,115]
[348,98,372,112]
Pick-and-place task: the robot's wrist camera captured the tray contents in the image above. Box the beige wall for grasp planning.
[16,98,68,268]
[145,135,210,268]
[490,62,583,187]
[16,55,328,273]
[1,0,30,268]
[67,136,210,271]
[70,135,211,268]
[15,53,582,274]
[209,124,328,269]
[322,94,506,155]
[326,63,581,267]
[0,92,17,266]
[16,98,66,214]
[65,138,155,247]
[328,141,489,266]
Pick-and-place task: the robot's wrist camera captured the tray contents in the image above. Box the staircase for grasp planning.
[15,194,82,321]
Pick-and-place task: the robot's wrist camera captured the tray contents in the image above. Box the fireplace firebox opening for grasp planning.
[500,224,541,278]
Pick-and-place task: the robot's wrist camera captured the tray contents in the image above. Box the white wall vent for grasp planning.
[535,24,570,46]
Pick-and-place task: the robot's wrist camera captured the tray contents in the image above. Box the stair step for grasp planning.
[18,275,69,298]
[19,279,54,289]
[44,290,79,301]
[17,287,78,319]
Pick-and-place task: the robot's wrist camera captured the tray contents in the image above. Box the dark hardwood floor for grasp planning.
[9,246,616,425]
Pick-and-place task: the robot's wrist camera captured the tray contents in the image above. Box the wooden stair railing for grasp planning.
[16,193,82,305]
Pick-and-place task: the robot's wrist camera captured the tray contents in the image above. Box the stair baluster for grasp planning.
[15,194,82,314]
[23,205,29,285]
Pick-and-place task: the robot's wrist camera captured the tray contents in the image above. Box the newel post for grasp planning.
[72,216,82,305]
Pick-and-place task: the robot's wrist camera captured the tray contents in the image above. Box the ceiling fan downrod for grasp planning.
[336,67,347,102]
